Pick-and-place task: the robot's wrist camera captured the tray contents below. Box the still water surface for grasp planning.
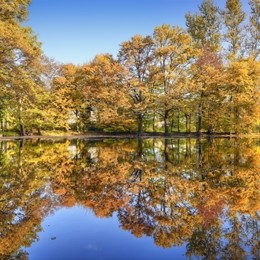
[0,138,259,259]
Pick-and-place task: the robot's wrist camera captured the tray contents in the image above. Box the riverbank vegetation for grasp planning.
[0,0,259,137]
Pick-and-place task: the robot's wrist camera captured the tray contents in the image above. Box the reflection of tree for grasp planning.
[0,141,51,258]
[186,225,222,259]
[67,138,259,257]
[222,214,248,260]
[0,138,259,259]
[0,140,73,258]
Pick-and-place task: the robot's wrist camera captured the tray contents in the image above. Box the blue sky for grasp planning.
[27,0,250,64]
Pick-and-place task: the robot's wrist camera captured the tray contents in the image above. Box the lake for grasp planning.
[0,137,259,259]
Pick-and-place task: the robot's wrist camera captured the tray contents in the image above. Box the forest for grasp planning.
[0,0,259,136]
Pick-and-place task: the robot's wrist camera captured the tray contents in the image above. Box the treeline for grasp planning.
[0,0,259,136]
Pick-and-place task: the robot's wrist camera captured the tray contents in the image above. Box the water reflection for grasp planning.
[0,138,259,259]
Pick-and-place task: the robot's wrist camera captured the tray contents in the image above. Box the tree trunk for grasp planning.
[137,137,143,158]
[185,138,191,158]
[234,107,239,134]
[188,113,191,133]
[170,112,175,132]
[164,110,169,135]
[37,127,42,135]
[164,139,170,164]
[185,113,189,133]
[18,139,24,174]
[75,109,79,132]
[196,138,204,180]
[197,103,202,137]
[152,112,156,132]
[0,119,4,135]
[137,114,143,137]
[19,123,25,136]
[18,98,25,136]
[177,139,180,163]
[177,110,180,133]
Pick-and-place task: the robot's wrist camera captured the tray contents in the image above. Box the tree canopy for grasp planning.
[0,0,259,136]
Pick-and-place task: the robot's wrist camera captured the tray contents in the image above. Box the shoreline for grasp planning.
[0,132,259,141]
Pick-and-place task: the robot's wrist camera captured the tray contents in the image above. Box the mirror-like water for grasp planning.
[0,138,259,259]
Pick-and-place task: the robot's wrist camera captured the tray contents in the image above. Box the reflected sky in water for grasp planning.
[0,138,259,259]
[26,206,186,260]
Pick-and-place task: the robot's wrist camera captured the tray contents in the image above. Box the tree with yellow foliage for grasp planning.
[118,35,154,136]
[0,0,45,135]
[80,54,134,132]
[151,24,198,134]
[224,59,260,133]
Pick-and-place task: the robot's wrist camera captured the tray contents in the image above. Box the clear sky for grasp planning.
[26,0,250,65]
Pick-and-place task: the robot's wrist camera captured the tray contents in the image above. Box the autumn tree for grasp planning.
[80,54,133,132]
[151,24,197,134]
[0,0,44,135]
[118,35,154,136]
[223,59,260,133]
[24,56,64,134]
[50,63,90,132]
[0,1,258,136]
[221,0,246,60]
[190,47,225,134]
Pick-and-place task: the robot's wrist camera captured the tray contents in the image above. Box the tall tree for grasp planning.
[51,64,81,131]
[185,0,221,52]
[190,47,225,135]
[118,35,154,136]
[0,0,43,135]
[222,0,246,60]
[152,24,197,134]
[246,0,260,60]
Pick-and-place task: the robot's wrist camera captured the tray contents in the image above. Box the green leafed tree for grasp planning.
[246,0,260,60]
[221,0,246,60]
[185,0,221,52]
[0,0,31,22]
